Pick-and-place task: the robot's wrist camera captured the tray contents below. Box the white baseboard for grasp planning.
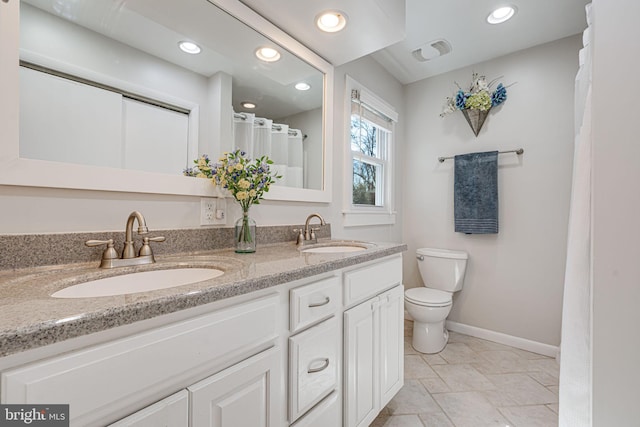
[444,320,559,358]
[404,312,558,358]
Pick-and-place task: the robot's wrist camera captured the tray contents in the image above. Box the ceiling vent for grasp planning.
[411,39,452,62]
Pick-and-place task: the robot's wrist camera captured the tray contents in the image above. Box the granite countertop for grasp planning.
[0,239,406,358]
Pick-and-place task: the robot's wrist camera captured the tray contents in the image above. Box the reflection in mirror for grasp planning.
[18,0,324,190]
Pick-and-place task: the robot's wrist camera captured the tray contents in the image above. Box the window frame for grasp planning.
[343,76,398,227]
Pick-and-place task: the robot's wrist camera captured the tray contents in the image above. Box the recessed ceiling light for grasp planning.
[178,41,201,54]
[255,47,281,62]
[487,6,516,24]
[295,82,311,91]
[316,10,347,33]
[241,102,256,109]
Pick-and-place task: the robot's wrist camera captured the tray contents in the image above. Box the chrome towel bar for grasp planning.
[438,148,524,163]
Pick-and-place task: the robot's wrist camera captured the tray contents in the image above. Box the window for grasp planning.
[351,109,389,206]
[344,76,398,226]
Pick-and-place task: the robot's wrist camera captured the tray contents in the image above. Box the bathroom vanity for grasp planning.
[0,0,404,422]
[0,240,405,427]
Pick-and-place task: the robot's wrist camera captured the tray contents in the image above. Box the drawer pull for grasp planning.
[307,357,330,374]
[308,296,331,308]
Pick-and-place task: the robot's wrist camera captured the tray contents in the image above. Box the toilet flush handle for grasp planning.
[416,255,424,261]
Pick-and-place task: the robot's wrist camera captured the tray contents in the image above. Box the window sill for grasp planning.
[342,210,396,227]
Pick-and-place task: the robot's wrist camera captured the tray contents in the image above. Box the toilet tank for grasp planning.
[417,248,468,292]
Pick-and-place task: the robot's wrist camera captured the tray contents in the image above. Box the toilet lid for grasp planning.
[405,288,452,307]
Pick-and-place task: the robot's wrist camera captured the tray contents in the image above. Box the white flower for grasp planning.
[440,97,457,117]
[472,76,489,93]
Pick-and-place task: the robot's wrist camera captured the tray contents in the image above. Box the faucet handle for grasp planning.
[85,239,118,261]
[139,236,165,257]
[293,228,304,245]
[293,229,304,245]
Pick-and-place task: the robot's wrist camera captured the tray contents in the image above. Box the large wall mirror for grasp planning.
[0,0,333,202]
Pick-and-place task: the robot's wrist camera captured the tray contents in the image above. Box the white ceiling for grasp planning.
[240,0,591,84]
[238,0,406,66]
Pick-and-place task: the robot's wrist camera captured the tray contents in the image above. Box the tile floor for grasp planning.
[371,321,559,427]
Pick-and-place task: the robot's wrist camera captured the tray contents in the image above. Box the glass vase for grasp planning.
[235,209,256,253]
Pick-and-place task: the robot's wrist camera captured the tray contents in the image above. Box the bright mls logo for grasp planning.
[0,405,69,426]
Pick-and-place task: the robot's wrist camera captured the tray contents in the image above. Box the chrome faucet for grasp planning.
[85,211,165,268]
[294,213,326,246]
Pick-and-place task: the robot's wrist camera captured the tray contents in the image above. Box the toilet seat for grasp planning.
[405,288,452,307]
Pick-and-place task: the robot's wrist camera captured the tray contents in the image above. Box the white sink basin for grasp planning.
[51,268,224,298]
[302,245,367,254]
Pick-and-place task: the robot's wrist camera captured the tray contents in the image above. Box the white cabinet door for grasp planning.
[189,347,282,427]
[344,285,404,427]
[379,285,404,408]
[344,296,379,427]
[108,390,188,427]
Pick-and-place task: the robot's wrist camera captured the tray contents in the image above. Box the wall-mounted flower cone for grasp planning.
[462,108,490,137]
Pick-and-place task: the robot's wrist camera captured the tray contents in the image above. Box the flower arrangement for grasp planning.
[184,150,279,210]
[184,150,280,252]
[440,72,510,136]
[441,72,508,117]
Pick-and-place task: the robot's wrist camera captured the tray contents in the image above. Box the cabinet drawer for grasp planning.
[343,254,402,306]
[290,275,340,333]
[1,294,279,427]
[290,391,340,427]
[289,317,339,422]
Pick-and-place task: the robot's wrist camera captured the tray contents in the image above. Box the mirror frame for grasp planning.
[0,0,333,203]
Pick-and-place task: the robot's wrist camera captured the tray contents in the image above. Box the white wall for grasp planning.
[402,35,581,346]
[0,55,404,246]
[591,0,640,423]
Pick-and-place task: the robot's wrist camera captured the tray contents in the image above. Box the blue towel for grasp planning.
[454,151,499,234]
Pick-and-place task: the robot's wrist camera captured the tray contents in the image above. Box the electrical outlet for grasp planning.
[214,198,227,225]
[200,198,216,225]
[200,197,226,225]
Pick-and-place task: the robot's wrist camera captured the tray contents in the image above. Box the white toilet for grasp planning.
[405,248,468,354]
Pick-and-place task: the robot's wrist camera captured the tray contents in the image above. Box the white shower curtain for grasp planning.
[233,112,303,188]
[270,124,289,186]
[233,112,255,156]
[252,118,273,160]
[287,129,304,188]
[559,3,592,426]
